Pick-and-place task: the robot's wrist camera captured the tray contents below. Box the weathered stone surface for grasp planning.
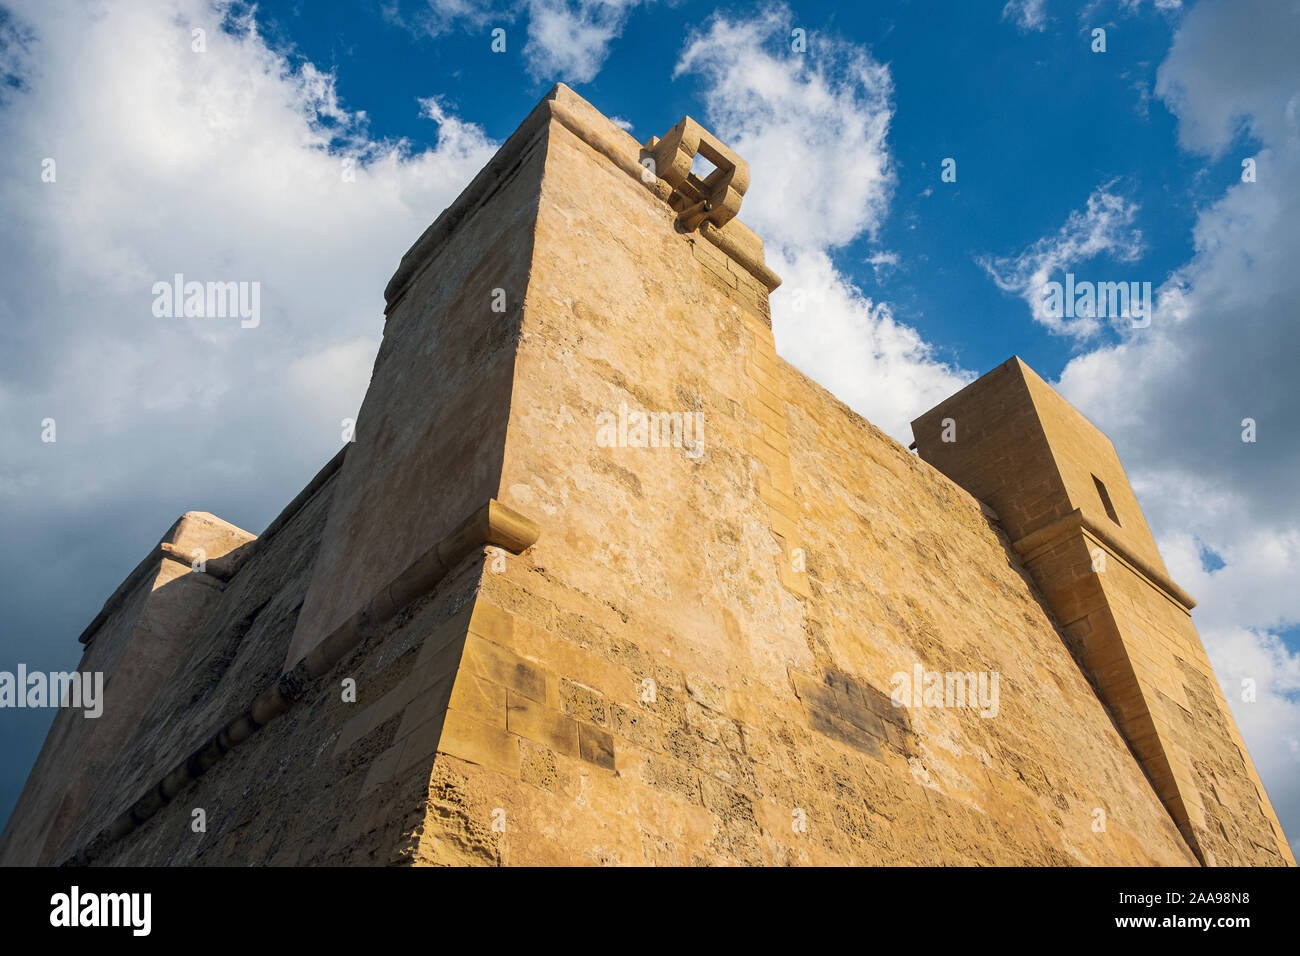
[913,357,1293,866]
[0,511,254,865]
[2,84,1288,868]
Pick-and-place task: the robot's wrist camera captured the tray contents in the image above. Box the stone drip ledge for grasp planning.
[60,498,540,866]
[164,446,352,583]
[1013,507,1196,612]
[383,83,780,315]
[78,447,349,647]
[77,537,220,647]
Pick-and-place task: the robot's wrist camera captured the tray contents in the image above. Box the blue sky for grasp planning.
[243,0,1203,375]
[1,0,1297,856]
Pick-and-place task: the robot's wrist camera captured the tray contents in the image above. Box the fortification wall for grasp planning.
[912,357,1293,865]
[406,93,1199,865]
[28,469,497,866]
[3,85,1285,867]
[0,512,254,865]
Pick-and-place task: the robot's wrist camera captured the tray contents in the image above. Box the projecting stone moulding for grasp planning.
[62,497,539,865]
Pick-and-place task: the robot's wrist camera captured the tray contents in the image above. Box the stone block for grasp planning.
[462,633,548,702]
[578,723,616,770]
[438,709,521,778]
[506,691,580,757]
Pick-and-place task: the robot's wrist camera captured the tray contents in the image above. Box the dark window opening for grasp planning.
[1093,475,1120,526]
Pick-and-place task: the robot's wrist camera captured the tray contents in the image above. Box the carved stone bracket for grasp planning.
[645,117,749,231]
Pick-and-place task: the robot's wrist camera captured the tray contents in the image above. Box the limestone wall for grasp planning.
[912,357,1292,865]
[407,94,1201,865]
[282,103,548,671]
[1096,556,1290,865]
[0,512,254,865]
[30,469,494,866]
[5,85,1285,867]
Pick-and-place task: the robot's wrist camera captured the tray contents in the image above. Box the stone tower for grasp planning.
[1,85,1291,866]
[911,358,1292,865]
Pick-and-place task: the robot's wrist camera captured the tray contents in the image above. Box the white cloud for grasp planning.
[387,0,501,39]
[772,250,975,440]
[865,249,900,282]
[418,94,500,153]
[675,8,894,250]
[1154,0,1298,156]
[979,184,1144,338]
[674,6,969,441]
[390,0,647,85]
[523,0,643,83]
[1047,0,1185,32]
[1055,0,1300,851]
[0,1,497,540]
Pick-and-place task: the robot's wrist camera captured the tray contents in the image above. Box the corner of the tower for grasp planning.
[18,81,1294,870]
[911,358,1295,866]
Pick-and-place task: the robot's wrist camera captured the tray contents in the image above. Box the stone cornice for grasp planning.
[382,84,780,317]
[62,498,539,866]
[1013,507,1196,612]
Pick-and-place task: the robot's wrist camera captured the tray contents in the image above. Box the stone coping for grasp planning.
[383,83,780,316]
[79,446,347,647]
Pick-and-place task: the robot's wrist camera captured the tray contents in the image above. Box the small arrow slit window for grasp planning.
[1092,475,1121,526]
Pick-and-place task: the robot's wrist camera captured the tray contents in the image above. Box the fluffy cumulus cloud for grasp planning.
[675,6,969,440]
[522,0,644,83]
[771,252,973,439]
[979,184,1144,338]
[399,0,646,84]
[0,1,497,677]
[1052,0,1300,852]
